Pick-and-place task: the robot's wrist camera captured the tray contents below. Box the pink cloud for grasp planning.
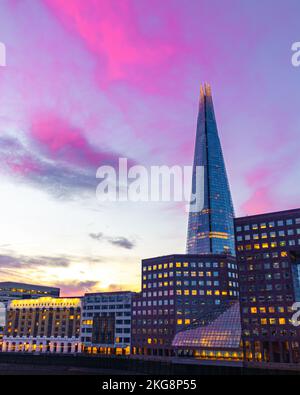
[240,153,299,216]
[241,186,276,215]
[31,113,120,168]
[44,0,179,90]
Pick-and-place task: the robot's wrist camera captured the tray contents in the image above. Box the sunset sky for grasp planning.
[0,0,299,296]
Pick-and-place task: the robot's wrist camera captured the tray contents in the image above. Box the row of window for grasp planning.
[236,218,300,232]
[238,242,298,252]
[84,304,131,310]
[239,262,290,271]
[240,284,292,292]
[143,281,238,290]
[241,295,294,303]
[82,312,131,318]
[243,329,298,337]
[85,295,132,303]
[237,228,300,241]
[142,261,237,272]
[144,271,238,281]
[240,272,290,281]
[243,306,291,314]
[81,336,130,343]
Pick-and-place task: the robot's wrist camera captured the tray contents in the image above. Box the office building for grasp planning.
[2,297,81,353]
[131,254,240,359]
[235,208,300,364]
[0,282,60,306]
[81,291,134,356]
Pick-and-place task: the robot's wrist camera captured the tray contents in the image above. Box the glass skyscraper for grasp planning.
[186,83,235,255]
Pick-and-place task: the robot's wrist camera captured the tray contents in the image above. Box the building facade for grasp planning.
[131,254,240,359]
[0,282,60,306]
[186,83,235,255]
[2,297,81,353]
[81,291,134,355]
[235,208,300,365]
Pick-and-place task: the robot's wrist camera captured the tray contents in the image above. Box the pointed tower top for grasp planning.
[204,82,212,97]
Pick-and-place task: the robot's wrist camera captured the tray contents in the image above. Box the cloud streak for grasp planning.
[0,254,70,269]
[89,232,136,250]
[0,111,132,200]
[54,280,99,296]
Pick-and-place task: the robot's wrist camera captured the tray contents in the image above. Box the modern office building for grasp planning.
[2,297,81,353]
[81,291,135,356]
[186,83,235,255]
[131,86,241,360]
[0,282,60,306]
[235,208,300,365]
[131,254,240,359]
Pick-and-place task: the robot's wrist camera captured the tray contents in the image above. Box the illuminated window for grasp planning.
[177,319,183,325]
[251,307,257,314]
[261,318,267,325]
[279,318,286,325]
[176,262,181,268]
[185,319,190,325]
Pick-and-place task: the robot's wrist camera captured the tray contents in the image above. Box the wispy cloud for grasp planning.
[0,253,71,269]
[0,111,128,200]
[54,280,100,296]
[89,232,136,250]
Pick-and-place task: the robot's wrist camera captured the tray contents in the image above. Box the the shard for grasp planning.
[186,83,235,255]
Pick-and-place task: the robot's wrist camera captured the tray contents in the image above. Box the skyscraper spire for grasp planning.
[186,84,235,255]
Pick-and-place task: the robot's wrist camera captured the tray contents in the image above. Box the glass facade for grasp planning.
[186,84,235,255]
[172,301,241,350]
